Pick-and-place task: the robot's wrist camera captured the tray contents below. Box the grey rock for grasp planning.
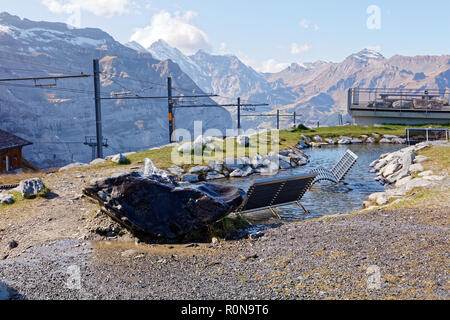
[189,166,210,174]
[366,137,376,143]
[168,165,185,176]
[90,158,106,165]
[409,163,424,174]
[251,154,263,169]
[17,178,45,197]
[205,171,226,181]
[181,174,200,183]
[379,138,391,144]
[111,153,127,164]
[224,158,244,171]
[297,141,309,149]
[59,162,87,172]
[0,193,14,205]
[208,161,224,172]
[83,172,245,240]
[313,135,323,142]
[414,155,428,164]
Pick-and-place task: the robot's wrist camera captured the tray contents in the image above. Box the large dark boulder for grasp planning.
[83,173,245,240]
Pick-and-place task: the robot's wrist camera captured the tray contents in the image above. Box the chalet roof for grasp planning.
[0,129,32,152]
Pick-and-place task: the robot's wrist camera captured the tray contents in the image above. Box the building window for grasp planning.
[5,155,9,172]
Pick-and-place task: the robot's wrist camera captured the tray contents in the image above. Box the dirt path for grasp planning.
[0,164,449,300]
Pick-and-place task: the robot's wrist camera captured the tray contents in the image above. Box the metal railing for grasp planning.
[348,88,450,113]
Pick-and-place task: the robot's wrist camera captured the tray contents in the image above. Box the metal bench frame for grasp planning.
[311,149,359,185]
[235,173,317,219]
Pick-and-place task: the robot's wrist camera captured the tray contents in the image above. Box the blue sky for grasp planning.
[1,0,449,72]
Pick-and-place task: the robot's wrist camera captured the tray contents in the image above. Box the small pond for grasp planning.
[219,144,404,225]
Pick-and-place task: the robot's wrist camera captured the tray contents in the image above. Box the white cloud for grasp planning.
[42,0,131,17]
[299,19,310,29]
[365,45,382,52]
[299,19,319,31]
[291,43,312,54]
[130,10,211,55]
[258,59,290,73]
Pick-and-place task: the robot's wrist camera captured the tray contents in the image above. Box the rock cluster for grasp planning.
[297,133,406,149]
[365,142,445,208]
[170,148,309,183]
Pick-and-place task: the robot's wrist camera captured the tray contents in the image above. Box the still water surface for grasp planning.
[218,144,404,224]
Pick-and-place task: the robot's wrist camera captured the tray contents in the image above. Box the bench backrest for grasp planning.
[330,150,359,182]
[236,173,317,214]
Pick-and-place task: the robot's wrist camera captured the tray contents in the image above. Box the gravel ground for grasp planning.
[0,163,449,300]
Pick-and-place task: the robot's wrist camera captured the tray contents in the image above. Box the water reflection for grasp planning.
[220,144,403,224]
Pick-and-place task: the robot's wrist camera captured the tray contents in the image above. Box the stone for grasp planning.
[376,194,389,206]
[178,142,194,153]
[382,135,399,140]
[423,175,445,181]
[208,161,224,172]
[17,178,45,197]
[279,149,293,156]
[418,170,433,177]
[366,137,376,144]
[237,135,250,147]
[351,138,363,144]
[0,193,14,205]
[409,163,424,174]
[181,174,199,183]
[402,178,433,192]
[111,153,127,164]
[143,159,172,180]
[391,138,406,144]
[381,163,401,178]
[224,158,244,171]
[205,172,226,181]
[83,173,245,240]
[8,240,18,249]
[59,162,87,172]
[251,154,263,169]
[414,143,430,152]
[211,237,219,244]
[313,135,323,142]
[90,158,106,165]
[297,141,309,149]
[189,166,210,174]
[414,156,428,164]
[395,176,412,187]
[310,142,323,148]
[337,138,351,145]
[204,143,216,151]
[379,138,391,144]
[230,166,254,178]
[371,133,380,139]
[301,135,312,143]
[168,165,185,176]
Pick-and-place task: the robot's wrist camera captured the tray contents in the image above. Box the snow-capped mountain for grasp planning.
[145,40,449,127]
[0,12,232,167]
[148,39,299,108]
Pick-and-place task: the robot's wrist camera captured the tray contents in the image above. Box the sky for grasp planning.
[1,0,449,73]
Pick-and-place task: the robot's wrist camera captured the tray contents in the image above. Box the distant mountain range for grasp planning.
[138,39,450,127]
[0,11,449,167]
[0,12,231,167]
